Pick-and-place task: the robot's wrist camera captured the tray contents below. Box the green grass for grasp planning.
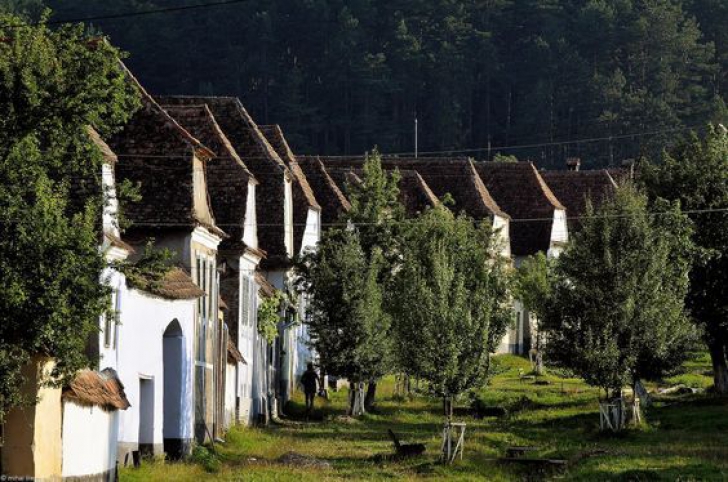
[121,354,728,481]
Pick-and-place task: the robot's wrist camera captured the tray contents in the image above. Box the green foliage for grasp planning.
[44,0,727,165]
[257,291,284,344]
[191,445,221,473]
[542,186,697,396]
[117,241,175,293]
[513,252,553,319]
[0,14,139,417]
[390,205,511,402]
[640,126,728,392]
[298,228,391,385]
[343,149,404,266]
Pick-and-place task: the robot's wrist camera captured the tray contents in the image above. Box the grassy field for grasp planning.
[121,353,728,481]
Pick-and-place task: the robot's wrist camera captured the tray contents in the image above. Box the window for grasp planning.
[241,277,250,327]
[104,289,119,348]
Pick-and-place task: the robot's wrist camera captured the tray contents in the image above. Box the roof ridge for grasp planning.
[258,125,321,209]
[414,171,440,207]
[120,62,214,159]
[316,158,352,211]
[163,103,257,182]
[468,159,510,219]
[528,162,566,211]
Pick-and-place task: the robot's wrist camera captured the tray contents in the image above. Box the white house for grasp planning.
[159,99,266,427]
[259,125,323,398]
[108,70,226,451]
[473,160,569,353]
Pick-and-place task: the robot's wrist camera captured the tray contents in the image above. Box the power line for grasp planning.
[0,0,253,29]
[372,125,703,158]
[2,207,727,228]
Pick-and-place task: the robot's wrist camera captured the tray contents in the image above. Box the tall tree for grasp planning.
[297,229,391,416]
[43,0,726,165]
[641,126,728,393]
[391,205,511,418]
[542,186,696,405]
[0,14,139,417]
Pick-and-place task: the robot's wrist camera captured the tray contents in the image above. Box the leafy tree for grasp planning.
[297,228,391,416]
[257,292,284,344]
[0,14,139,418]
[513,252,554,373]
[344,149,404,265]
[640,126,728,393]
[390,205,511,419]
[340,150,403,408]
[542,186,696,405]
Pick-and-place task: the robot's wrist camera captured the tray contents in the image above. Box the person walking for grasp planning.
[300,363,319,417]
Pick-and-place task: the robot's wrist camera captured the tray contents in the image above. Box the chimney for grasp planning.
[566,157,581,171]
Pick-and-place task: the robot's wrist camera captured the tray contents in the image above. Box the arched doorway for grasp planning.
[163,319,184,459]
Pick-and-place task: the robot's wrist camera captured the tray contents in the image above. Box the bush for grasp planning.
[191,445,221,473]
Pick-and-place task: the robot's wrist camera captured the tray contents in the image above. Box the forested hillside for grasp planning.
[6,0,728,166]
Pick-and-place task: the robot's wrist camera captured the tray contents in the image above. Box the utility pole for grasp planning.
[414,112,419,158]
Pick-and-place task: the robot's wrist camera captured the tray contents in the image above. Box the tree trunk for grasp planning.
[709,340,728,395]
[348,381,367,417]
[443,396,453,421]
[364,380,377,412]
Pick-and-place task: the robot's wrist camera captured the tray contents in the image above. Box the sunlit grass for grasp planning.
[121,354,728,481]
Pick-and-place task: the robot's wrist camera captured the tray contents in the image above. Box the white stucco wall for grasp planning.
[548,209,568,258]
[224,362,237,429]
[492,214,511,258]
[243,181,258,249]
[284,177,294,258]
[62,401,119,478]
[115,288,196,458]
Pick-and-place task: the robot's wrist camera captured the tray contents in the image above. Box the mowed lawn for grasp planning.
[121,354,728,481]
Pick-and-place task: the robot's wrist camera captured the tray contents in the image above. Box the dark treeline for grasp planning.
[5,0,728,167]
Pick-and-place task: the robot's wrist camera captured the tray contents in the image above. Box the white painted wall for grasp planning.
[62,401,119,478]
[236,259,259,425]
[224,362,237,429]
[243,181,258,249]
[292,208,322,381]
[284,177,294,258]
[115,288,196,459]
[102,163,120,238]
[548,209,568,258]
[492,214,511,258]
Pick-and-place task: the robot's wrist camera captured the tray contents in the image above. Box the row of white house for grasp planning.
[0,61,619,481]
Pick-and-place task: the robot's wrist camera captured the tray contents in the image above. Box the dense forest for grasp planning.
[4,0,728,167]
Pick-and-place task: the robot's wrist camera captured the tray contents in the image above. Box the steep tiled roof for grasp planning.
[108,69,224,238]
[319,157,508,221]
[161,103,256,252]
[541,170,617,229]
[473,161,564,256]
[227,338,245,364]
[159,96,291,268]
[129,267,205,300]
[326,166,438,217]
[297,157,351,226]
[255,271,278,299]
[258,125,319,209]
[63,368,130,411]
[87,127,117,164]
[259,125,321,254]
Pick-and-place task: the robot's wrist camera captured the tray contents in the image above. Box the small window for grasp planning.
[104,289,119,348]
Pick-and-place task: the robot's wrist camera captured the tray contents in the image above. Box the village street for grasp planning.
[3,2,728,481]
